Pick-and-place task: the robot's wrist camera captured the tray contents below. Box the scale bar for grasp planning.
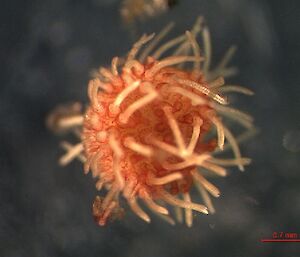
[261,239,300,243]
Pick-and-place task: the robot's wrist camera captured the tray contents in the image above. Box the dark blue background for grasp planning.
[1,0,299,256]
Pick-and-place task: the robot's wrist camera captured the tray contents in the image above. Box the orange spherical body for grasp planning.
[49,18,254,227]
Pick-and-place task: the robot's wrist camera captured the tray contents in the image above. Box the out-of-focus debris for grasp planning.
[120,0,179,26]
[243,196,260,206]
[283,129,300,153]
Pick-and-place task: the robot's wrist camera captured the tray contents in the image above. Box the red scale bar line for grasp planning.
[261,239,300,243]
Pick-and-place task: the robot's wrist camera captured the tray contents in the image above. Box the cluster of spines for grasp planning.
[52,17,254,226]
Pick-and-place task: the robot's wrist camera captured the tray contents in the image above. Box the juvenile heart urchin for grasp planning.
[48,17,254,227]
